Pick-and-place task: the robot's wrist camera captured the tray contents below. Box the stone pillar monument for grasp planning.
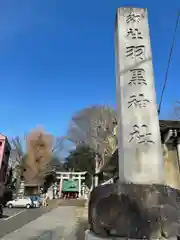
[115,7,164,184]
[86,7,180,240]
[177,138,180,165]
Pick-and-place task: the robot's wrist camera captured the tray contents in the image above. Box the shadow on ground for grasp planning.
[75,218,88,240]
[58,199,86,207]
[0,215,8,219]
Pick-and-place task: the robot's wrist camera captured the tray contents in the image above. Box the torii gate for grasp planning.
[56,171,87,198]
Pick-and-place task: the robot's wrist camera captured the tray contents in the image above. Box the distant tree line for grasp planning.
[8,106,117,191]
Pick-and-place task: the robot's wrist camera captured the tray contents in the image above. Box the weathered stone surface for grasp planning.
[115,7,164,184]
[85,229,178,240]
[88,182,180,239]
[160,205,180,238]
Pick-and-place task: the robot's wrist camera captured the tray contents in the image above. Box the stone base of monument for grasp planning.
[85,229,122,240]
[88,182,180,239]
[85,230,178,240]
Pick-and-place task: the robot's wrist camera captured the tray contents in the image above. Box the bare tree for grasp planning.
[174,101,180,120]
[52,136,65,155]
[10,136,27,177]
[66,105,118,167]
[10,136,27,195]
[11,136,24,160]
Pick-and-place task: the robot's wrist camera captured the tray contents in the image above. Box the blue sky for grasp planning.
[0,0,180,139]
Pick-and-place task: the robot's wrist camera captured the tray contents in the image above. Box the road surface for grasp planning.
[1,206,79,240]
[0,199,86,239]
[0,207,53,238]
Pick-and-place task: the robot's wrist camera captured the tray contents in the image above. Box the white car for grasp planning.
[7,197,33,209]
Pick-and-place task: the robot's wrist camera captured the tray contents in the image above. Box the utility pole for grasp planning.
[158,12,180,115]
[94,125,101,187]
[94,153,99,187]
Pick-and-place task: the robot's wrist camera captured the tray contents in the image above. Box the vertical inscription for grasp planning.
[126,45,145,60]
[128,68,147,85]
[126,28,143,39]
[116,8,164,183]
[123,10,154,145]
[127,93,150,108]
[128,125,155,144]
[125,12,141,24]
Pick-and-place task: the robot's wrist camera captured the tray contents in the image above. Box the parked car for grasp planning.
[30,195,41,208]
[6,197,33,209]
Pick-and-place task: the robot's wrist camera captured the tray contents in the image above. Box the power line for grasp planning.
[158,12,180,115]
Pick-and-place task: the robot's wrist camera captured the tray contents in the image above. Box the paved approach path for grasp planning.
[1,206,80,240]
[0,200,60,238]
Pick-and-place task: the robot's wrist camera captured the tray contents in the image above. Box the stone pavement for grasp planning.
[0,206,81,240]
[75,203,88,240]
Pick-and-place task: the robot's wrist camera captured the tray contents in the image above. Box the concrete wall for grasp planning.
[99,144,180,190]
[164,144,180,189]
